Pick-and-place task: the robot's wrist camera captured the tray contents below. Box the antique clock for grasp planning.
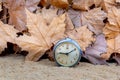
[53,38,82,67]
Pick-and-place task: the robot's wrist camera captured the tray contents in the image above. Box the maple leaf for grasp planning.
[102,7,120,63]
[67,25,95,51]
[16,9,66,61]
[3,0,27,32]
[81,8,107,35]
[40,8,58,25]
[50,0,69,9]
[103,7,120,39]
[0,21,18,53]
[25,0,41,12]
[83,34,108,65]
[101,35,120,59]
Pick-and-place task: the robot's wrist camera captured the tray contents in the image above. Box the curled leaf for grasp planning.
[84,34,108,65]
[103,7,120,39]
[103,23,120,39]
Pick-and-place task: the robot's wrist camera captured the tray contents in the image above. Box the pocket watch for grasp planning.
[53,37,82,67]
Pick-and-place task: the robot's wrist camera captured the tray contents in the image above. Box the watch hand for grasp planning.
[59,48,76,55]
[65,48,76,55]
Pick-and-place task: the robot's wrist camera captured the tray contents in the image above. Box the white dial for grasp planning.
[54,42,80,67]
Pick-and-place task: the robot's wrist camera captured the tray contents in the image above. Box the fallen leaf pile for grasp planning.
[0,0,120,65]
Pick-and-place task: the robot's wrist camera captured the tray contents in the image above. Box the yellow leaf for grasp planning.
[16,9,66,61]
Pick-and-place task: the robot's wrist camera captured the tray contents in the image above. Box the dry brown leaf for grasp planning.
[67,25,95,51]
[39,0,51,7]
[81,8,107,35]
[107,7,120,27]
[101,0,116,12]
[41,8,58,25]
[25,0,41,12]
[0,21,18,52]
[3,0,27,32]
[67,9,82,28]
[103,7,120,39]
[16,9,66,61]
[84,34,108,65]
[72,0,102,11]
[103,23,120,39]
[0,1,2,12]
[72,0,93,11]
[50,0,69,9]
[93,0,103,7]
[65,13,74,32]
[101,35,120,59]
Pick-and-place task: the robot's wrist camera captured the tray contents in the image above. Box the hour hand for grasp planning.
[59,52,66,54]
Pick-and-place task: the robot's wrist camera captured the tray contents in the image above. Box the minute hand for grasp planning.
[65,48,76,55]
[59,48,76,55]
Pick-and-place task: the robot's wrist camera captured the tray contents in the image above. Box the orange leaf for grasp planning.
[50,0,69,9]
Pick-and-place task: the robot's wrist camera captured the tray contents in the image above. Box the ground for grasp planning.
[0,55,120,80]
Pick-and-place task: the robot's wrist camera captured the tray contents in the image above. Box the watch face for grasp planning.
[54,42,80,67]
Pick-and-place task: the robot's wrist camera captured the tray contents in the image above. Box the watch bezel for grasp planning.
[53,37,82,67]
